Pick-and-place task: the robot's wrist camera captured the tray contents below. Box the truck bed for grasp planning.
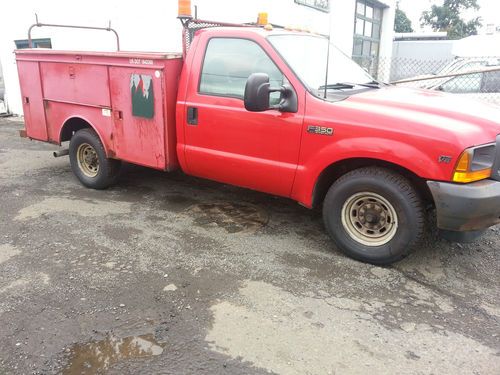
[15,49,183,171]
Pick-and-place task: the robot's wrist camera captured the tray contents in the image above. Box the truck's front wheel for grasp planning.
[323,167,425,265]
[69,129,121,189]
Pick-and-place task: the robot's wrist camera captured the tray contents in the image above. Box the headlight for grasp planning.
[453,143,496,183]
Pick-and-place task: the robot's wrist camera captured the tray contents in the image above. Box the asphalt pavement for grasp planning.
[0,117,499,374]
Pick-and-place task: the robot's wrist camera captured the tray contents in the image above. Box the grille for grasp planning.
[182,19,253,51]
[184,20,224,51]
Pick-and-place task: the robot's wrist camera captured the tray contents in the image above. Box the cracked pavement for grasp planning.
[0,117,499,374]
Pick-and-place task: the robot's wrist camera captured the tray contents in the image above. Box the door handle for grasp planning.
[187,107,198,125]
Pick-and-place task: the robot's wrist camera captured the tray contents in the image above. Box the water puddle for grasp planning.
[63,333,165,375]
[186,202,268,233]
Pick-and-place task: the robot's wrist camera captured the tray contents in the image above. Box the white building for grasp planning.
[0,0,395,115]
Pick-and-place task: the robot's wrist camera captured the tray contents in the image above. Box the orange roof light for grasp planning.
[257,12,268,26]
[178,0,192,18]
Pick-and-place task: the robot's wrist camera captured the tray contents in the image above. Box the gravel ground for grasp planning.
[0,117,499,375]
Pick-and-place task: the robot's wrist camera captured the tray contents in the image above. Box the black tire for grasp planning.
[323,167,425,265]
[69,128,121,189]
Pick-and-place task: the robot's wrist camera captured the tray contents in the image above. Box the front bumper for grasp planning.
[427,179,500,232]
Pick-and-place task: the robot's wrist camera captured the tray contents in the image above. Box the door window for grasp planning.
[481,71,500,93]
[199,38,284,104]
[441,73,482,93]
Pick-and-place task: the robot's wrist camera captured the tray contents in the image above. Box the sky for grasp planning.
[398,0,500,32]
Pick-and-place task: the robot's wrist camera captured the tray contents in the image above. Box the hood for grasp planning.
[343,86,500,147]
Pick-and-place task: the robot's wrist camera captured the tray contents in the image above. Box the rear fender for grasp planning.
[59,116,111,157]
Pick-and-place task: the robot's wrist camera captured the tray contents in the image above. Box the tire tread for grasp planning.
[323,167,425,264]
[69,128,121,189]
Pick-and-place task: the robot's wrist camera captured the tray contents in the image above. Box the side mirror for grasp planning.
[244,73,271,112]
[244,73,298,113]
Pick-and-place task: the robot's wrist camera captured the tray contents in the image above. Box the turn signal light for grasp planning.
[453,168,492,183]
[178,0,192,18]
[452,149,492,183]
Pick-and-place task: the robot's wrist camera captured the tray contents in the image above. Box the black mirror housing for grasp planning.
[244,73,271,112]
[244,73,298,113]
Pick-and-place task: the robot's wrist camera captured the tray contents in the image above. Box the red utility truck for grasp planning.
[15,6,500,264]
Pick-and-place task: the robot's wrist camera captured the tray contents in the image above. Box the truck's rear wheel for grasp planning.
[69,129,121,189]
[323,167,425,265]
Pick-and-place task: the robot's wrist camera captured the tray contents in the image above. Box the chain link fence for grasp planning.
[361,56,500,107]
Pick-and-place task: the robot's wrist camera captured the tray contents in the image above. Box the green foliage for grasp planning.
[394,7,414,33]
[421,0,482,39]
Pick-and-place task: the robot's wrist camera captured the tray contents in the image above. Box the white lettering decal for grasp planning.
[129,58,154,65]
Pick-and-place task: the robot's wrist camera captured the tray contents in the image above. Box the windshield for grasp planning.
[268,34,374,98]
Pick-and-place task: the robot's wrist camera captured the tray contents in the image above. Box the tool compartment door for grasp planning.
[16,61,48,141]
[109,67,166,170]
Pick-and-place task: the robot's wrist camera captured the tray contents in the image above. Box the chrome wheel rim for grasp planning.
[341,192,398,246]
[77,143,99,178]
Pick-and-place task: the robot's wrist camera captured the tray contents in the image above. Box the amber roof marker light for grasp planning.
[178,0,192,18]
[257,12,269,26]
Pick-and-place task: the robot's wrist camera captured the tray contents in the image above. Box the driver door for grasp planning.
[182,37,303,197]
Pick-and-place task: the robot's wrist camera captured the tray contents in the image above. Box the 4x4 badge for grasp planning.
[307,125,333,136]
[439,155,452,164]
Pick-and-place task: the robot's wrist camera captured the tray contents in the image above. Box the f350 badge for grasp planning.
[307,125,333,136]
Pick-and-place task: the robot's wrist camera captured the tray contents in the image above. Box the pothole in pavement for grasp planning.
[186,202,269,233]
[62,333,165,375]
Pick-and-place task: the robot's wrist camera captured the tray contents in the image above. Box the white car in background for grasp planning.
[0,64,5,113]
[0,77,4,101]
[400,58,500,106]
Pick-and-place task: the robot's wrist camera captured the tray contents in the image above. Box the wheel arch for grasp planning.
[59,116,101,143]
[311,157,433,208]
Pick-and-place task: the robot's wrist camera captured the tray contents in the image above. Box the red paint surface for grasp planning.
[15,27,500,208]
[109,67,165,169]
[16,61,48,141]
[178,30,305,197]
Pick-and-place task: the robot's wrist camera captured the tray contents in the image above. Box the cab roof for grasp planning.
[195,26,327,39]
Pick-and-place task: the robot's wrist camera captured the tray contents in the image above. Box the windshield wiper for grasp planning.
[318,83,355,90]
[361,80,383,88]
[319,81,382,91]
[341,81,382,88]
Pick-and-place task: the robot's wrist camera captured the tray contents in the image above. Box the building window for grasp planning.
[14,38,52,49]
[294,0,330,13]
[352,1,383,75]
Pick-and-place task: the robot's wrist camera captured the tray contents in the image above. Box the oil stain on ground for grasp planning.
[63,333,165,375]
[186,202,269,233]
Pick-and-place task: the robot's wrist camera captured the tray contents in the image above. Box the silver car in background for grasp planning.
[409,58,500,106]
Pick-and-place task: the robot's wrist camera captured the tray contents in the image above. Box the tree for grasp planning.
[394,5,414,33]
[421,0,482,39]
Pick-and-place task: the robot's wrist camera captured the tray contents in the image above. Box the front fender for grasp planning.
[291,137,451,207]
